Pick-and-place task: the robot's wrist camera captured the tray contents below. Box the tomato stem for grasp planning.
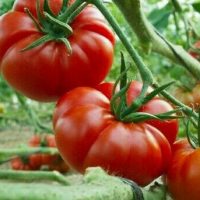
[0,170,69,185]
[0,147,58,164]
[24,8,45,33]
[15,93,52,133]
[58,0,85,21]
[87,0,199,123]
[67,2,88,24]
[89,0,153,89]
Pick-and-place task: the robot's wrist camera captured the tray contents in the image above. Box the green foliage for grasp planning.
[192,2,200,13]
[148,3,173,32]
[0,0,14,15]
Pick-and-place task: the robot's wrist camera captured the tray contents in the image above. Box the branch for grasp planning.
[0,167,166,200]
[112,0,200,80]
[0,147,59,163]
[0,167,134,200]
[0,170,69,185]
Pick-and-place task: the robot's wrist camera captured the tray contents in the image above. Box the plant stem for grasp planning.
[88,0,154,110]
[59,0,85,21]
[88,0,198,122]
[0,147,59,163]
[0,170,69,185]
[15,93,52,133]
[112,0,200,80]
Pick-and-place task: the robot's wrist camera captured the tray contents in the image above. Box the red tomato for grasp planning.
[95,82,119,100]
[11,155,42,170]
[96,81,179,145]
[0,0,115,102]
[140,99,178,145]
[126,81,153,105]
[28,134,69,172]
[53,87,110,127]
[29,135,56,165]
[54,87,172,186]
[166,139,200,200]
[48,155,69,173]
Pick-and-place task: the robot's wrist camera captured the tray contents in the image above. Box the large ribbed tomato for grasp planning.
[0,0,115,101]
[53,87,172,186]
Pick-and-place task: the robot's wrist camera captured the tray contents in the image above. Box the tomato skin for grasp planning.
[140,99,178,145]
[95,82,118,100]
[54,87,172,186]
[166,139,200,200]
[0,0,115,102]
[53,87,110,127]
[11,155,42,170]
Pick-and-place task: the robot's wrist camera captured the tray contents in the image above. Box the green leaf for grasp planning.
[148,3,173,31]
[192,2,200,13]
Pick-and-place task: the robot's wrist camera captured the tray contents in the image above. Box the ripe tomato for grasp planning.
[0,0,115,102]
[166,139,200,200]
[96,81,179,145]
[11,155,42,170]
[48,156,69,173]
[54,87,172,186]
[95,82,118,100]
[140,99,179,145]
[28,134,69,172]
[29,135,56,165]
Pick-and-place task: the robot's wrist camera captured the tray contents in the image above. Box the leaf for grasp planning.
[192,2,200,13]
[148,3,173,32]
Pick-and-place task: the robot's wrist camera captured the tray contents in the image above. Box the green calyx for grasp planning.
[22,0,86,52]
[110,53,182,123]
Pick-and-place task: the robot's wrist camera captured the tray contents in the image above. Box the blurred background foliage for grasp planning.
[1,0,200,137]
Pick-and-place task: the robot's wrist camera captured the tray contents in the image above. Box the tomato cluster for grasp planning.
[11,134,69,172]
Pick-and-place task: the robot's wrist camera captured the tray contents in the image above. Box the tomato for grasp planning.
[11,155,42,170]
[95,82,117,100]
[29,135,56,165]
[54,87,172,186]
[28,134,69,172]
[96,81,179,145]
[48,156,69,173]
[140,99,179,145]
[0,0,115,102]
[166,139,200,200]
